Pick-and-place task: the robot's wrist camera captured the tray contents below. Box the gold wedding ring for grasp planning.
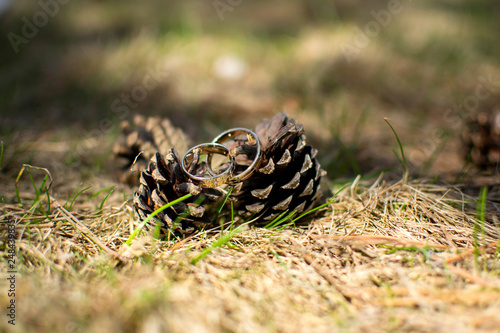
[181,143,234,188]
[210,128,262,183]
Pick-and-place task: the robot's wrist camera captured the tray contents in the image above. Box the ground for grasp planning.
[1,1,500,332]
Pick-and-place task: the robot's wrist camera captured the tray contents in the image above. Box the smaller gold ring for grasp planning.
[210,128,262,183]
[181,143,234,188]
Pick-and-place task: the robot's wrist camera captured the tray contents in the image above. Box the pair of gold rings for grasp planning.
[181,128,262,188]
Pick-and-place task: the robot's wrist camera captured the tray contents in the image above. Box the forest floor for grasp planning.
[1,1,500,332]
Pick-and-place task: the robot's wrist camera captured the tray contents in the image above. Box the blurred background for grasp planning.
[1,0,499,185]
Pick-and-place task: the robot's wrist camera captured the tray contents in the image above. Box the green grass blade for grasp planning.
[0,141,4,170]
[99,189,114,211]
[264,209,290,229]
[64,183,82,208]
[476,186,487,224]
[90,185,116,199]
[272,210,297,230]
[473,186,487,268]
[291,199,330,223]
[66,184,92,211]
[291,185,348,223]
[172,194,205,231]
[264,185,348,231]
[215,186,233,228]
[14,184,21,205]
[429,174,440,185]
[45,186,52,217]
[270,250,289,270]
[384,118,407,172]
[153,219,162,240]
[14,164,52,207]
[126,193,192,246]
[87,185,116,211]
[36,175,49,215]
[274,212,299,232]
[230,201,234,230]
[26,170,39,200]
[38,175,48,197]
[190,226,243,265]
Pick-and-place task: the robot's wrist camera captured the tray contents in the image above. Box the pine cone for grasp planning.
[113,114,190,185]
[132,112,326,237]
[133,150,225,236]
[462,110,500,171]
[229,113,326,224]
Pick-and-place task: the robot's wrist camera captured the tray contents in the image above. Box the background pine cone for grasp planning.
[229,113,326,224]
[113,114,190,185]
[462,110,500,171]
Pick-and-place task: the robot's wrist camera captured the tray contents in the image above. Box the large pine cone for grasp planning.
[462,110,500,171]
[229,113,326,223]
[113,114,190,185]
[132,113,326,237]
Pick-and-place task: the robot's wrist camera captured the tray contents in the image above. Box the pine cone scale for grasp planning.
[281,172,300,190]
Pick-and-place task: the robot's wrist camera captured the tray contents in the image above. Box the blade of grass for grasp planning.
[264,209,291,229]
[66,184,92,211]
[265,185,348,232]
[15,164,53,210]
[99,189,114,211]
[0,141,4,170]
[153,219,163,240]
[229,201,234,231]
[269,210,297,231]
[44,186,52,218]
[190,226,243,265]
[352,106,369,147]
[476,186,487,224]
[90,185,116,199]
[35,175,49,215]
[291,185,348,223]
[171,194,205,233]
[14,165,26,204]
[429,174,440,185]
[384,118,407,172]
[64,182,83,207]
[38,175,48,197]
[26,170,38,198]
[473,186,487,268]
[88,186,116,211]
[126,193,192,245]
[271,249,289,270]
[274,212,299,233]
[215,186,233,229]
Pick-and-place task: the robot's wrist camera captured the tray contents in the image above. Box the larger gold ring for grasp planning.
[181,143,234,188]
[210,128,262,183]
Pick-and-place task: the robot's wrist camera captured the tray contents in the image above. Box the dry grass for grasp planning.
[2,165,499,332]
[2,1,500,332]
